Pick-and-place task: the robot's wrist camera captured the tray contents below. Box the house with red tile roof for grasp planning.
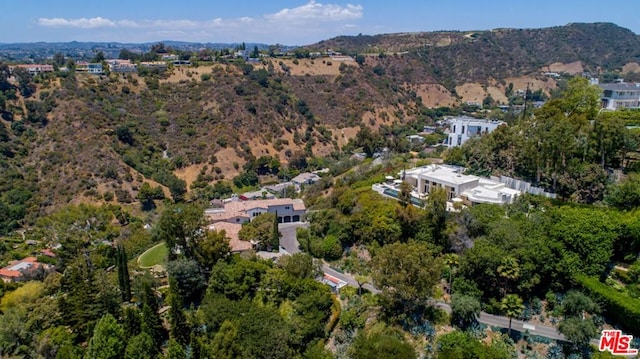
[0,257,49,283]
[205,198,306,225]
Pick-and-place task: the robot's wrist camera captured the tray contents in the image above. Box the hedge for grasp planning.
[574,274,640,335]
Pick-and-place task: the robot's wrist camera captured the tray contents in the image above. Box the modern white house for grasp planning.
[599,82,640,110]
[443,116,505,148]
[87,63,104,74]
[402,164,520,205]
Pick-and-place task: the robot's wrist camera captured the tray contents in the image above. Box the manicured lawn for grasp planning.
[138,242,168,268]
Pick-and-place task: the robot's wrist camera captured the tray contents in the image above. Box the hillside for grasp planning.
[309,22,640,85]
[2,22,640,233]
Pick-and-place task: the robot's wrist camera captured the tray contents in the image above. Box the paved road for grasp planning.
[273,221,572,343]
[278,222,307,255]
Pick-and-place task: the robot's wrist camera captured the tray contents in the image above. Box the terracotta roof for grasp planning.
[0,257,42,279]
[208,222,252,252]
[206,198,305,223]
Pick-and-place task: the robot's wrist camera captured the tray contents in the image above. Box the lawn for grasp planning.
[138,242,168,268]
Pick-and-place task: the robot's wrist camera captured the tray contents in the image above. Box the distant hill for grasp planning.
[307,22,640,85]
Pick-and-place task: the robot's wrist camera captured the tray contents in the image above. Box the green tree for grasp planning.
[137,183,156,211]
[125,332,156,359]
[166,259,205,305]
[497,256,520,297]
[426,187,448,249]
[165,339,186,359]
[279,252,319,279]
[500,294,523,336]
[116,244,131,302]
[194,229,231,270]
[270,211,281,251]
[86,314,125,359]
[141,303,164,349]
[451,294,481,329]
[605,173,640,210]
[443,253,459,295]
[209,320,242,359]
[558,316,598,347]
[349,328,415,359]
[371,241,443,313]
[167,291,190,346]
[153,203,206,260]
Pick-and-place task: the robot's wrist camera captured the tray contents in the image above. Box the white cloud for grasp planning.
[266,1,363,22]
[38,17,116,29]
[36,2,364,43]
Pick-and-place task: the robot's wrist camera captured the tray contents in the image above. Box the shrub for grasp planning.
[575,274,640,335]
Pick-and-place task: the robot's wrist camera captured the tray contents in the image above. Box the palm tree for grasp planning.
[443,253,459,295]
[497,256,520,297]
[501,294,523,337]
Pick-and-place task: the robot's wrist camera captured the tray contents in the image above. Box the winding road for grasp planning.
[271,222,570,343]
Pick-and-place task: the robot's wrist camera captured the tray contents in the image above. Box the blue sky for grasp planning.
[3,0,639,45]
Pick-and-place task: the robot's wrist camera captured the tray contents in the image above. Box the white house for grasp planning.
[443,116,505,148]
[599,82,640,110]
[87,63,104,74]
[402,164,520,205]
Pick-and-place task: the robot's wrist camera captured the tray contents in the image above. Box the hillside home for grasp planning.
[599,82,640,110]
[205,198,306,224]
[291,173,321,187]
[0,257,49,283]
[402,164,520,205]
[108,59,137,73]
[87,63,103,74]
[443,116,505,148]
[9,64,54,75]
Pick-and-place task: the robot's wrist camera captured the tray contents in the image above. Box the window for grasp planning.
[461,126,465,134]
[285,206,290,210]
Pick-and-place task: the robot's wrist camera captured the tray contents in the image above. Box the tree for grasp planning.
[153,203,206,260]
[500,294,523,336]
[355,54,365,66]
[125,332,156,359]
[371,241,443,313]
[137,183,156,211]
[141,303,164,349]
[426,187,448,249]
[497,256,520,297]
[270,210,281,251]
[167,291,190,346]
[605,173,640,210]
[166,259,206,305]
[209,320,242,359]
[91,51,106,63]
[558,316,598,347]
[116,244,131,302]
[398,181,412,207]
[12,67,36,98]
[86,314,125,359]
[279,253,319,279]
[194,229,231,270]
[561,290,599,319]
[165,339,186,359]
[558,290,600,348]
[349,329,415,359]
[451,294,481,329]
[443,253,459,295]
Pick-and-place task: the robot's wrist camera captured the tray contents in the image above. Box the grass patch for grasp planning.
[138,242,168,268]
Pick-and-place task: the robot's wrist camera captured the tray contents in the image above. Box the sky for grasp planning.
[2,0,640,45]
